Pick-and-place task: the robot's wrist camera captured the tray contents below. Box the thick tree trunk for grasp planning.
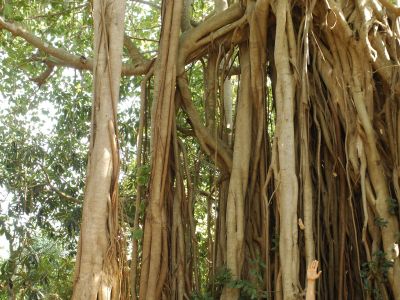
[72,0,126,299]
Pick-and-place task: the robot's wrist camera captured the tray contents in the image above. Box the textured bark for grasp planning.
[68,0,400,298]
[138,0,183,299]
[72,0,126,299]
[130,70,153,300]
[298,1,316,294]
[5,0,400,298]
[273,0,300,298]
[221,44,252,300]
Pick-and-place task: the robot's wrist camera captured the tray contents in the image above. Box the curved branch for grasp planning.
[31,61,55,86]
[178,2,244,69]
[0,17,152,76]
[1,5,244,78]
[177,75,233,172]
[172,3,246,174]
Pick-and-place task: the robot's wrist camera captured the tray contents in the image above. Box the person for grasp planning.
[306,260,322,300]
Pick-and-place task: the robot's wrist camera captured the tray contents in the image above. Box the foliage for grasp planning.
[374,217,389,229]
[386,197,399,216]
[0,1,145,294]
[361,251,394,299]
[192,263,270,300]
[0,235,74,299]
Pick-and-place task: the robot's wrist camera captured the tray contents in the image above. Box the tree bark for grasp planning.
[138,0,183,299]
[221,44,252,300]
[72,0,126,299]
[273,0,300,298]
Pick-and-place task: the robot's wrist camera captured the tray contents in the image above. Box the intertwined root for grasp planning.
[138,0,400,299]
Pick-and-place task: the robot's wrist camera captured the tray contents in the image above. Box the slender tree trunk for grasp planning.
[221,44,252,300]
[299,1,316,295]
[273,0,300,298]
[130,70,152,300]
[139,0,183,298]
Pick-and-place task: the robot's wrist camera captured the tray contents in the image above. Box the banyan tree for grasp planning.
[1,0,400,299]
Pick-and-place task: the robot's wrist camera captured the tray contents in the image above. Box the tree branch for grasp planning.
[0,17,152,76]
[177,75,233,172]
[178,2,244,69]
[30,56,55,86]
[40,164,81,204]
[0,5,244,78]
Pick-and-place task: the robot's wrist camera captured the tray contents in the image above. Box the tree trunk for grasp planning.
[138,0,183,299]
[273,0,300,298]
[72,1,126,299]
[221,44,253,300]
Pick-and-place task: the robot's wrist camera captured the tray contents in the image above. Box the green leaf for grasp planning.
[386,197,399,215]
[374,217,388,228]
[3,4,12,18]
[132,228,143,240]
[13,16,24,22]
